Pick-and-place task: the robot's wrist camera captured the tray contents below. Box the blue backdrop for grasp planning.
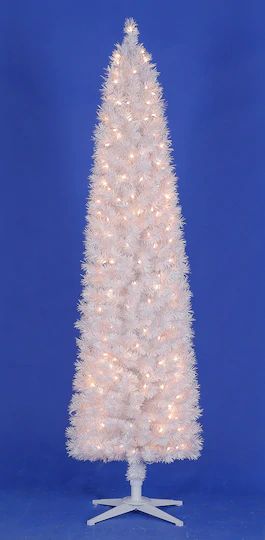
[1,1,264,538]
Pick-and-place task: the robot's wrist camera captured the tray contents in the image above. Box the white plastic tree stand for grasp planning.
[87,461,184,526]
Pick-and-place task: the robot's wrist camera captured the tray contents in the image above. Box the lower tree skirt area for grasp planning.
[1,489,264,539]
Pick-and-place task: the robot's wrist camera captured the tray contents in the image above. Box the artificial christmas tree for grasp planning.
[67,18,202,526]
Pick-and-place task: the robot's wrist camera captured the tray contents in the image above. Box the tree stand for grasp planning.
[87,461,184,526]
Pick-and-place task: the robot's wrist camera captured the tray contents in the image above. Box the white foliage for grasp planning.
[66,18,203,464]
[126,460,146,482]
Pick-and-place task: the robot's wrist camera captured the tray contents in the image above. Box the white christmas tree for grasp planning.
[67,19,202,526]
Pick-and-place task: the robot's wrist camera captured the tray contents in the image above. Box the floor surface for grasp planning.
[1,488,264,539]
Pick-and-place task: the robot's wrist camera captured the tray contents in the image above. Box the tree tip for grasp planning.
[124,18,139,38]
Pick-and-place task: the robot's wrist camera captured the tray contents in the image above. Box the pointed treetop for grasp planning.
[124,18,139,42]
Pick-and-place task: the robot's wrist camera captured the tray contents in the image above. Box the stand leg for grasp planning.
[149,498,183,507]
[87,503,135,526]
[138,503,184,526]
[93,498,122,507]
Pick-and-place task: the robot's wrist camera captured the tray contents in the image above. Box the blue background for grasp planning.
[1,1,264,538]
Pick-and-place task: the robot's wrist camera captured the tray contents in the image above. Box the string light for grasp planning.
[126,24,134,33]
